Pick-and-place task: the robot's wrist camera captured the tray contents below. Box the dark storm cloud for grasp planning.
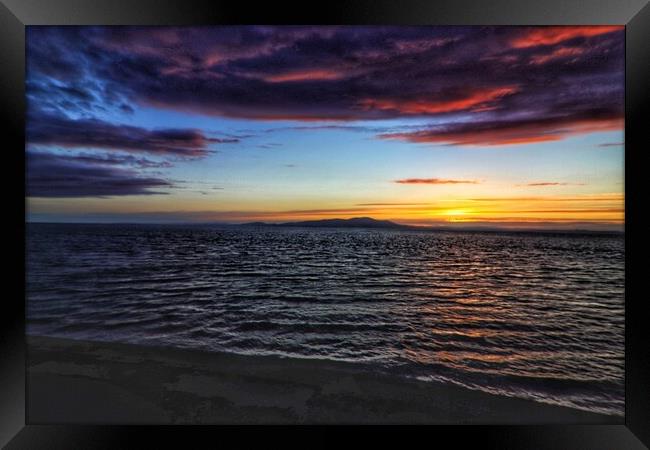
[26,25,624,146]
[27,112,230,157]
[27,151,173,198]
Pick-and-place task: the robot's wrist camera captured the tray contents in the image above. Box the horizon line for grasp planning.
[26,217,625,234]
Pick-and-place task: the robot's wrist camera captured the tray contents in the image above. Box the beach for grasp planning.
[27,335,621,424]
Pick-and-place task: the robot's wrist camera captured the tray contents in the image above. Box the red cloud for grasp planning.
[380,116,623,147]
[395,178,479,185]
[530,46,585,65]
[359,87,517,115]
[263,69,347,83]
[520,182,585,187]
[511,26,622,48]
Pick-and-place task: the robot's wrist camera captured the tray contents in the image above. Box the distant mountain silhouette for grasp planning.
[239,217,623,235]
[241,217,409,229]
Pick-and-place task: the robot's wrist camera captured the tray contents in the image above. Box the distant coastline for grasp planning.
[238,217,624,235]
[27,217,624,236]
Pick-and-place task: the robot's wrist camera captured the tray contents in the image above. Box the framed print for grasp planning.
[1,0,648,448]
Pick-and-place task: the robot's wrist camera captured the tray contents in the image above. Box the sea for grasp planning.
[26,223,625,416]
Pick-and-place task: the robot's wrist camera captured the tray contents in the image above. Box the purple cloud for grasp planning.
[27,151,172,198]
[67,152,174,169]
[379,107,622,146]
[518,182,586,187]
[395,178,480,185]
[27,113,231,157]
[26,26,624,145]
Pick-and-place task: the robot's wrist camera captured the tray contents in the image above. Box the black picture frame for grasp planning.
[1,0,648,447]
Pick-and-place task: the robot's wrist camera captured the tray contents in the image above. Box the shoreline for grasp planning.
[27,335,622,424]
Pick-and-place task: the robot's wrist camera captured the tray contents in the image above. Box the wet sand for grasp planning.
[27,335,622,424]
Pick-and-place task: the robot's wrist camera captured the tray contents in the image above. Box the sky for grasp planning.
[25,26,625,230]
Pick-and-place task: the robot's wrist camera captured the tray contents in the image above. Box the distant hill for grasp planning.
[241,217,409,229]
[238,217,623,235]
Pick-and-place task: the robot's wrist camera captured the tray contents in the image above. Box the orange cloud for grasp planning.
[395,178,480,185]
[263,69,346,83]
[359,86,517,115]
[356,202,431,206]
[511,26,622,48]
[85,192,622,227]
[218,193,623,224]
[469,194,623,202]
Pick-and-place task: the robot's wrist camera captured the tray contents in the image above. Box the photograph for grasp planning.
[23,25,627,425]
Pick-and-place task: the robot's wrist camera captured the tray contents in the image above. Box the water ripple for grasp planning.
[26,223,624,416]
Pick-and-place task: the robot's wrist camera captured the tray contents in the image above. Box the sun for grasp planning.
[440,208,474,222]
[442,209,470,217]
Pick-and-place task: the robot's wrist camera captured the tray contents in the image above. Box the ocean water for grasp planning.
[26,223,625,416]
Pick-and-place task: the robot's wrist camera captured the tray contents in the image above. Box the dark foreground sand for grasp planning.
[27,335,621,424]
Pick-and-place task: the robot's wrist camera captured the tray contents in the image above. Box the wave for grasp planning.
[26,223,625,416]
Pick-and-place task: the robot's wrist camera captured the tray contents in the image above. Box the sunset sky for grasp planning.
[26,26,624,230]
